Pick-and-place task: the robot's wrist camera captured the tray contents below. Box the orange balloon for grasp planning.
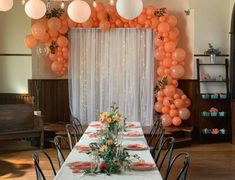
[176,88,184,96]
[97,11,108,21]
[154,102,163,113]
[99,20,111,32]
[48,17,61,31]
[169,109,178,117]
[39,33,50,43]
[138,14,147,25]
[162,106,170,114]
[155,50,165,60]
[151,17,159,28]
[174,99,185,109]
[178,108,191,120]
[162,58,172,68]
[173,94,180,99]
[51,61,63,73]
[167,15,177,27]
[164,85,176,96]
[164,41,176,52]
[57,36,68,47]
[67,18,77,28]
[184,98,191,107]
[163,96,174,106]
[170,65,185,79]
[146,6,156,16]
[161,114,172,127]
[172,117,182,126]
[172,48,186,62]
[31,22,46,40]
[158,22,170,33]
[24,34,37,49]
[48,29,59,38]
[49,53,57,61]
[157,90,164,97]
[59,25,69,34]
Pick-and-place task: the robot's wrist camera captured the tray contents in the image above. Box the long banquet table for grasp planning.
[54,121,163,180]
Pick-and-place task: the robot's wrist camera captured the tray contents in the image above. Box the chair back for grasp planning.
[66,124,81,150]
[154,137,175,177]
[164,152,190,180]
[54,135,70,168]
[71,116,84,133]
[32,150,56,180]
[147,119,160,145]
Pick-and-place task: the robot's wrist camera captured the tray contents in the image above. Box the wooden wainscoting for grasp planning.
[231,100,235,144]
[28,79,70,124]
[0,93,32,104]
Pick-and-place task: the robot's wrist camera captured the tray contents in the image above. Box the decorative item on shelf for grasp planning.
[201,94,210,99]
[204,43,221,64]
[219,128,226,135]
[218,111,226,117]
[211,128,219,135]
[215,75,224,81]
[210,94,218,100]
[209,107,218,117]
[201,73,211,81]
[201,128,211,135]
[219,93,227,99]
[201,111,210,117]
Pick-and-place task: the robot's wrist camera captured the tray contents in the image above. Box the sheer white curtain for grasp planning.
[69,28,154,126]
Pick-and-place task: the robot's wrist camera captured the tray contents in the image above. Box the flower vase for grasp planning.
[210,54,216,64]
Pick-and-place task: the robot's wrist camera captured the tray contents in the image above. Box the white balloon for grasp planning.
[25,0,46,19]
[68,0,91,23]
[0,0,13,11]
[116,0,143,20]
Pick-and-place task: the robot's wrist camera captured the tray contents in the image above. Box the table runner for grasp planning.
[54,122,162,180]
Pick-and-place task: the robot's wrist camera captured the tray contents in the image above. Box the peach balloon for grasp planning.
[49,53,57,61]
[39,33,50,43]
[51,61,63,72]
[158,22,170,33]
[138,14,147,25]
[67,18,77,28]
[99,20,111,32]
[31,22,46,40]
[48,29,59,38]
[164,41,176,52]
[24,34,37,49]
[164,85,176,96]
[154,102,163,113]
[170,65,185,79]
[97,11,107,21]
[161,114,172,127]
[169,109,178,117]
[157,90,164,97]
[169,31,177,40]
[172,48,186,62]
[178,108,191,120]
[167,15,177,27]
[172,117,182,126]
[155,50,165,60]
[48,17,61,31]
[59,25,69,34]
[157,66,165,76]
[176,88,184,96]
[174,99,185,109]
[146,6,156,16]
[151,17,158,28]
[162,58,172,68]
[163,96,174,106]
[181,95,187,100]
[173,94,180,99]
[184,98,191,107]
[57,36,68,47]
[162,106,170,114]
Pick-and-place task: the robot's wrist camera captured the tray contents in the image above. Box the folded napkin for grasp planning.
[68,161,96,170]
[131,161,156,171]
[126,144,147,150]
[125,131,143,136]
[127,123,139,128]
[75,145,91,153]
[90,124,101,129]
[85,132,95,138]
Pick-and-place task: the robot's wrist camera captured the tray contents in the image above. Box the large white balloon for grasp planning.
[25,0,46,19]
[0,0,13,11]
[68,0,91,23]
[116,0,143,20]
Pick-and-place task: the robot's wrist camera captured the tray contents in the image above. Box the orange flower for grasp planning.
[99,145,108,152]
[107,118,112,123]
[107,139,113,145]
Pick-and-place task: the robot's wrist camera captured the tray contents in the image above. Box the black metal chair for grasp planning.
[71,116,84,134]
[54,135,70,168]
[164,152,190,180]
[154,137,175,179]
[66,124,81,150]
[32,150,56,180]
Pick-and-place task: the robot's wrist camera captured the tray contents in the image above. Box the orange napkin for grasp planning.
[131,161,156,171]
[126,144,147,150]
[126,131,142,136]
[75,145,91,153]
[85,132,95,138]
[68,161,96,170]
[127,123,138,128]
[90,124,101,129]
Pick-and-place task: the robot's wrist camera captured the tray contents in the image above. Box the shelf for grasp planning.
[198,63,226,66]
[200,80,226,82]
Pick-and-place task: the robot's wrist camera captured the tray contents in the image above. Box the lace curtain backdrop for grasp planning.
[69,28,154,126]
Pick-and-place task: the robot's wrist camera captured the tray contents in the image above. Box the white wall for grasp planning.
[0,1,32,93]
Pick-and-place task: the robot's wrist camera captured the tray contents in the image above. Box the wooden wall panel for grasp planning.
[231,100,235,144]
[0,93,32,104]
[28,79,70,123]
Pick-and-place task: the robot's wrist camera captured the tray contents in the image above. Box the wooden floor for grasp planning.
[0,141,235,180]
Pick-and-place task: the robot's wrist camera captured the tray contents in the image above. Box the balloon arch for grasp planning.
[24,2,191,127]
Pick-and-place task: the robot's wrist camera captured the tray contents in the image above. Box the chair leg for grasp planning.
[40,131,44,149]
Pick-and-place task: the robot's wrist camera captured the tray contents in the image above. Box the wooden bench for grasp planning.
[0,104,44,148]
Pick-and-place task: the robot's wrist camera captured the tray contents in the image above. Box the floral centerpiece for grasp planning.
[85,104,139,175]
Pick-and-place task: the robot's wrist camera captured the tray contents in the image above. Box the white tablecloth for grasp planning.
[54,122,162,180]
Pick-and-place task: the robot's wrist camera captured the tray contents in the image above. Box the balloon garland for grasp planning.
[24,3,191,126]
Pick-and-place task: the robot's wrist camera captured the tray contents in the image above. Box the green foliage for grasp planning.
[155,76,168,93]
[49,40,58,54]
[204,43,221,55]
[45,8,64,19]
[155,8,167,17]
